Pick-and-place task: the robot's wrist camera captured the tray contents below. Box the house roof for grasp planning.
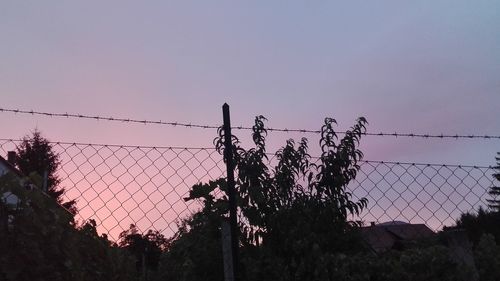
[382,223,435,240]
[361,222,435,253]
[0,154,73,215]
[361,225,398,252]
[0,155,24,178]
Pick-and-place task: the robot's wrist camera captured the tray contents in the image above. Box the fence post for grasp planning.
[222,103,239,280]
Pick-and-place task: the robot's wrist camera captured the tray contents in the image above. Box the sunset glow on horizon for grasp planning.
[1,1,498,166]
[1,1,499,239]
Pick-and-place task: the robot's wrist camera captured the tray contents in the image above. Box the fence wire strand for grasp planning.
[0,139,496,241]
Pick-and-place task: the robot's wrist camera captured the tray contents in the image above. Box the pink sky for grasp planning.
[0,1,499,238]
[1,1,498,166]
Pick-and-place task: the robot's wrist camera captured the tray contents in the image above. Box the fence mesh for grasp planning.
[0,139,496,241]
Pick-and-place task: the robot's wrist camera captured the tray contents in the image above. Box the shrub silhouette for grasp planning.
[160,116,370,281]
[0,175,135,281]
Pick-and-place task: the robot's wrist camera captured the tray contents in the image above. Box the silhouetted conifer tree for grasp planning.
[487,153,500,212]
[16,129,77,214]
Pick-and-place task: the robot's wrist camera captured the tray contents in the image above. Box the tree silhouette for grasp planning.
[118,224,169,278]
[487,153,500,212]
[179,116,369,280]
[0,175,136,281]
[15,130,77,214]
[212,116,368,247]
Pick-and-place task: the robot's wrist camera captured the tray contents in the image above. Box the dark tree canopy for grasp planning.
[118,224,169,275]
[160,116,486,281]
[175,116,370,280]
[487,153,500,212]
[15,129,77,214]
[0,175,136,281]
[213,116,369,247]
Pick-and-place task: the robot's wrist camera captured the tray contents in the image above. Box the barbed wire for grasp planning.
[0,107,219,129]
[1,107,500,140]
[356,159,495,169]
[0,138,216,150]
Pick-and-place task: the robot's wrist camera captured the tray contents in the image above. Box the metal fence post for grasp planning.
[222,103,239,280]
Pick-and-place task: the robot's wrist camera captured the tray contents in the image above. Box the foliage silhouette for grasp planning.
[173,116,370,280]
[156,115,480,280]
[15,129,77,214]
[487,152,500,211]
[474,233,500,281]
[0,174,136,281]
[118,224,169,277]
[449,153,500,250]
[453,207,500,246]
[154,192,226,281]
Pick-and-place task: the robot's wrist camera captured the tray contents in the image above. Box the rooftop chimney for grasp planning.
[7,151,17,166]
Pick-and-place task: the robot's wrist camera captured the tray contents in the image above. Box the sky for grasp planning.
[1,1,499,166]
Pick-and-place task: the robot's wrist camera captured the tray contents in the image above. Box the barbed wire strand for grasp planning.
[0,138,215,150]
[0,108,219,129]
[1,107,499,140]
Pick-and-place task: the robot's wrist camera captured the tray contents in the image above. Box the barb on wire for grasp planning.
[359,159,493,169]
[1,107,500,140]
[0,138,215,150]
[250,126,500,140]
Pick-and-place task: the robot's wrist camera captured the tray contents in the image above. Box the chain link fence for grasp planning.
[0,139,496,241]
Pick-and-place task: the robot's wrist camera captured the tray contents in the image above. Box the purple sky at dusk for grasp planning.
[1,1,499,166]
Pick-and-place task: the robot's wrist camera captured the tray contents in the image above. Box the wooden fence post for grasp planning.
[222,103,239,280]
